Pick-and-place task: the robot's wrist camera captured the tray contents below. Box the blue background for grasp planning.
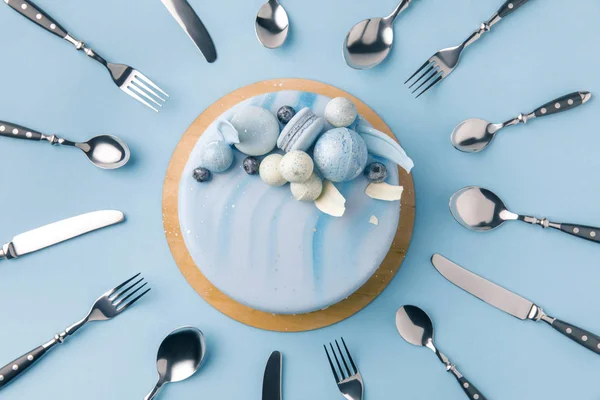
[1,0,599,399]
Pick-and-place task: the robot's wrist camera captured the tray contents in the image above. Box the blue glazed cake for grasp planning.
[178,90,402,314]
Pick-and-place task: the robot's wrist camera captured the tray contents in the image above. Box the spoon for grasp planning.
[450,186,600,244]
[144,327,206,400]
[0,121,130,169]
[255,0,289,49]
[344,0,413,70]
[395,305,487,400]
[451,91,591,153]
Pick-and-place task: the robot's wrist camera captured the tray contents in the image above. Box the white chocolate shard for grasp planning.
[366,182,403,201]
[369,215,379,226]
[315,180,346,217]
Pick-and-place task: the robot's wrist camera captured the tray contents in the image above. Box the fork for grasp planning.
[5,0,169,112]
[324,338,363,400]
[0,273,150,390]
[405,0,531,98]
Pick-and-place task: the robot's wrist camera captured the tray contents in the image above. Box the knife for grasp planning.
[161,0,217,63]
[0,210,125,260]
[262,351,282,400]
[432,254,600,355]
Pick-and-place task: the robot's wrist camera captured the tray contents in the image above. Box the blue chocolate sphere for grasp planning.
[200,140,234,173]
[313,128,368,182]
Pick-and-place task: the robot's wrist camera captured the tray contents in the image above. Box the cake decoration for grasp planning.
[369,215,379,226]
[259,154,288,186]
[290,172,323,201]
[215,119,240,144]
[364,162,388,183]
[277,105,296,125]
[366,182,404,201]
[230,106,279,156]
[242,156,260,175]
[314,180,346,217]
[192,167,211,182]
[279,150,314,183]
[325,97,358,128]
[356,123,414,173]
[199,140,234,172]
[313,127,368,182]
[277,107,325,152]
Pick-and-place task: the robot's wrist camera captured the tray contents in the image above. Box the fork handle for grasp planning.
[0,121,43,141]
[532,92,591,118]
[0,344,53,390]
[5,0,68,39]
[497,0,531,18]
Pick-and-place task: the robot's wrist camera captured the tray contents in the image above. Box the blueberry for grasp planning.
[243,156,260,175]
[277,106,296,125]
[193,167,211,182]
[364,162,387,183]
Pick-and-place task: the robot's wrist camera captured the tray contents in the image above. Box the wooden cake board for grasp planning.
[162,79,416,332]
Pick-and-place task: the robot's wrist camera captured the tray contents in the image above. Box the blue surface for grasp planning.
[0,0,599,399]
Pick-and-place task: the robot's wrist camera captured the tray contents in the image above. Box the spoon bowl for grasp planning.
[450,186,518,232]
[255,0,289,49]
[80,135,130,169]
[395,305,434,347]
[144,327,206,400]
[450,119,501,153]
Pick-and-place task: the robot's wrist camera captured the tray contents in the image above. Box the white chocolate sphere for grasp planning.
[324,97,358,128]
[291,173,323,201]
[279,150,314,183]
[259,154,287,186]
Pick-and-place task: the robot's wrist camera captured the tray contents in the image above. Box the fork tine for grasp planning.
[408,64,437,90]
[411,67,440,95]
[134,71,169,98]
[116,287,151,313]
[113,282,148,307]
[330,343,346,380]
[105,273,141,297]
[129,84,162,107]
[123,86,160,112]
[110,277,144,301]
[324,345,340,383]
[415,73,444,99]
[335,340,351,377]
[131,77,166,102]
[341,338,358,375]
[405,59,431,85]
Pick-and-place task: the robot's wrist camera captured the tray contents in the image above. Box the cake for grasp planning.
[178,90,412,314]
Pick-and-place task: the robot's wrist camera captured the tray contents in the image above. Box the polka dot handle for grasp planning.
[497,0,531,19]
[533,92,590,118]
[559,223,600,244]
[456,376,487,400]
[0,121,43,141]
[551,319,600,355]
[0,345,48,389]
[4,0,68,39]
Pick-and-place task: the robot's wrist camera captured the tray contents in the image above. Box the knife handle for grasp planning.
[5,0,68,39]
[557,223,600,244]
[548,318,600,355]
[450,367,488,400]
[0,121,43,141]
[0,344,51,390]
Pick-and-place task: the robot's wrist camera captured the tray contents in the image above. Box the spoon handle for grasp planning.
[0,121,43,141]
[497,0,531,19]
[557,222,600,244]
[449,367,488,400]
[531,91,591,118]
[144,382,163,400]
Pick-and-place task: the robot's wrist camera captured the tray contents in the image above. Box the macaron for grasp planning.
[277,108,325,152]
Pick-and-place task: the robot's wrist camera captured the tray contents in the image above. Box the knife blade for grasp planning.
[161,0,217,63]
[262,351,282,400]
[0,210,125,260]
[431,253,600,355]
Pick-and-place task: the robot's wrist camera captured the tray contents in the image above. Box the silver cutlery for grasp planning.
[344,0,413,70]
[161,0,217,62]
[432,254,600,355]
[144,327,206,400]
[450,186,600,245]
[0,274,150,390]
[396,305,487,400]
[263,351,282,400]
[452,91,592,152]
[0,210,124,260]
[405,0,531,98]
[5,0,169,112]
[0,121,130,169]
[255,0,289,49]
[324,338,363,400]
